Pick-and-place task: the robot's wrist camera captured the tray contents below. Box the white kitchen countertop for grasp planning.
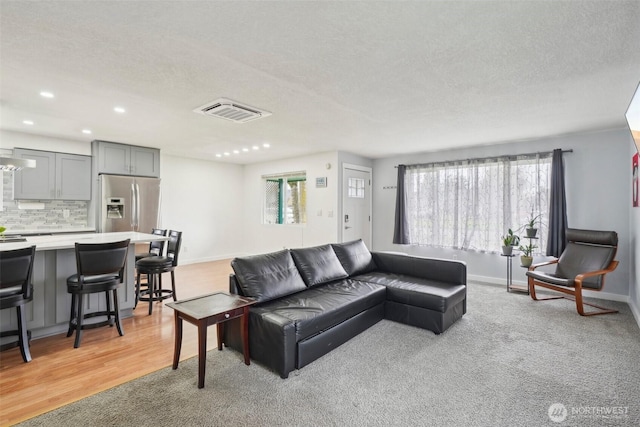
[0,231,167,252]
[3,227,96,236]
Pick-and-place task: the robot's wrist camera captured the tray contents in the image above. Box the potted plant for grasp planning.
[500,229,520,256]
[0,226,5,240]
[518,242,537,267]
[524,213,541,238]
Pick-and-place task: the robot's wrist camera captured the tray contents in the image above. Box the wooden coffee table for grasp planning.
[167,292,256,388]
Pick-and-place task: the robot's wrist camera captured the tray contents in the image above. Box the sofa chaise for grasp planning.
[223,239,466,378]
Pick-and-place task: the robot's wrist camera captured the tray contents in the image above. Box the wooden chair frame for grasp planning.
[528,258,619,316]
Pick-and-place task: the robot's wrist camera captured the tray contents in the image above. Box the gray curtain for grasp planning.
[546,149,567,256]
[393,165,409,244]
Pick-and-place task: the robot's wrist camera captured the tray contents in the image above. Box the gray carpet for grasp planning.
[19,283,640,427]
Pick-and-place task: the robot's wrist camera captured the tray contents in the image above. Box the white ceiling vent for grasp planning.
[193,98,272,123]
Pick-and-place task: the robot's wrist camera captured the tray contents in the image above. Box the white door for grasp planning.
[342,165,372,248]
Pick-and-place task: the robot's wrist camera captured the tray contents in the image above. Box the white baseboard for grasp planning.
[469,274,512,288]
[469,274,630,303]
[471,273,640,329]
[629,300,640,329]
[581,289,630,303]
[179,253,240,266]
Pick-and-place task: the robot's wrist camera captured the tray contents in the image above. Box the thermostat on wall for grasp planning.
[316,177,327,188]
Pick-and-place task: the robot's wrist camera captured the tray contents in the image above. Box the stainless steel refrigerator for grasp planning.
[98,174,161,233]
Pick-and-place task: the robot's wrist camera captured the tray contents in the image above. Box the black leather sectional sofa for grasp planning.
[223,239,467,378]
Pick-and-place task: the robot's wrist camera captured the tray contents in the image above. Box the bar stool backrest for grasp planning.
[166,230,182,267]
[149,228,167,256]
[75,239,130,282]
[0,246,36,300]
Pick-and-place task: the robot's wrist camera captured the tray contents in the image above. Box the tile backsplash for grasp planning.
[0,171,89,230]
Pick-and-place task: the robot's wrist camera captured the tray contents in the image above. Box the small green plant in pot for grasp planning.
[500,229,520,256]
[524,213,541,238]
[0,226,5,240]
[518,242,537,267]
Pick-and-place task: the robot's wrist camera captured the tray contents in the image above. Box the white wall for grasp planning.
[160,154,245,264]
[241,151,340,255]
[0,130,91,155]
[630,138,640,323]
[372,128,632,299]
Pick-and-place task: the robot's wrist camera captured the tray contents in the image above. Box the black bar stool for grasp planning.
[0,246,36,363]
[135,228,167,293]
[66,239,130,348]
[135,230,182,315]
[135,228,167,261]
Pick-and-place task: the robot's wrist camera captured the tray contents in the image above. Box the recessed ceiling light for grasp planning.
[233,150,240,154]
[263,143,270,148]
[252,146,259,150]
[215,154,222,158]
[82,129,92,134]
[40,91,55,98]
[23,120,34,125]
[114,106,126,114]
[224,152,230,156]
[242,148,249,152]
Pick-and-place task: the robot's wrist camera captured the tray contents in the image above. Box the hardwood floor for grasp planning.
[0,260,233,426]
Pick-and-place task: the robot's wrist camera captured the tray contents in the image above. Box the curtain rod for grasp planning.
[395,149,573,168]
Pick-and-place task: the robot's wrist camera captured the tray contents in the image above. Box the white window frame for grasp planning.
[262,171,307,225]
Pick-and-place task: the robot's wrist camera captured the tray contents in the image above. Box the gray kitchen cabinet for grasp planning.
[94,141,160,177]
[56,153,92,200]
[13,149,55,199]
[13,149,91,200]
[130,145,160,177]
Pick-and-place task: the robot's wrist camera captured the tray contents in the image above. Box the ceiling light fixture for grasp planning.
[82,129,92,134]
[233,150,239,154]
[215,154,222,158]
[263,143,270,148]
[242,148,249,152]
[252,146,259,150]
[23,120,34,125]
[224,152,230,156]
[114,106,126,114]
[40,91,55,98]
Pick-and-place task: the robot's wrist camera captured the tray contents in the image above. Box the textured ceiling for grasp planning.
[1,1,639,164]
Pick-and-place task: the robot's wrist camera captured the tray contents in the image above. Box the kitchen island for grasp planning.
[0,232,168,340]
[2,227,96,236]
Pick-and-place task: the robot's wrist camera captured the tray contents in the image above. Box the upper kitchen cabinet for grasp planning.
[13,149,55,200]
[56,153,92,200]
[94,140,160,177]
[130,145,160,177]
[13,149,91,200]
